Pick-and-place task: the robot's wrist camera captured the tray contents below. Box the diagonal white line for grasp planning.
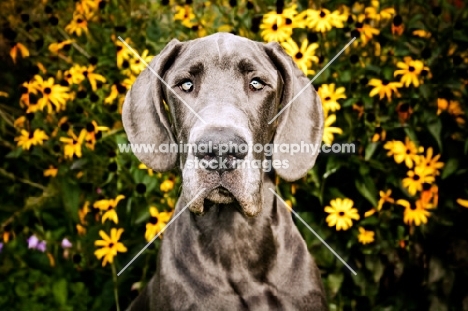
[269,188,357,276]
[268,37,357,124]
[117,188,206,276]
[117,36,207,124]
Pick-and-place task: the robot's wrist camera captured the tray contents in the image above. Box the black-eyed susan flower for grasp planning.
[397,199,431,226]
[402,165,435,196]
[127,49,153,76]
[59,129,87,159]
[377,189,394,210]
[43,165,58,177]
[281,38,318,75]
[318,84,346,114]
[324,198,360,231]
[358,227,375,244]
[48,40,74,54]
[83,65,106,91]
[65,13,89,36]
[383,137,423,169]
[93,195,125,224]
[322,114,343,145]
[457,198,468,208]
[10,42,29,63]
[139,163,154,176]
[34,75,72,112]
[421,184,438,208]
[368,78,402,101]
[437,98,464,125]
[13,116,26,129]
[94,228,127,267]
[174,5,196,28]
[364,1,395,22]
[84,120,109,150]
[414,147,444,176]
[15,129,49,150]
[372,126,386,142]
[114,37,133,68]
[160,179,174,192]
[260,7,297,42]
[394,56,429,87]
[302,8,345,33]
[145,207,173,242]
[64,65,87,85]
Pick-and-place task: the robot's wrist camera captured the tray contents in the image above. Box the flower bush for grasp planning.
[0,0,467,310]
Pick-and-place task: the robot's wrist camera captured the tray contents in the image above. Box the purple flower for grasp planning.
[0,242,3,253]
[36,241,47,252]
[28,235,39,249]
[61,238,72,249]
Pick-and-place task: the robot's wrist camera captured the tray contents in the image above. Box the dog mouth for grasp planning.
[205,186,236,204]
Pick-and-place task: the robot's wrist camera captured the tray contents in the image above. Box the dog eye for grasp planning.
[249,79,265,91]
[179,80,194,92]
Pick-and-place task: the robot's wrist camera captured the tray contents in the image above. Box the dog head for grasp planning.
[122,33,323,217]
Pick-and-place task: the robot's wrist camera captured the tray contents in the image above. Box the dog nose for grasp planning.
[194,128,247,174]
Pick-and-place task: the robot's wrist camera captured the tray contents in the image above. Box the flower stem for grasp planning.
[111,263,120,311]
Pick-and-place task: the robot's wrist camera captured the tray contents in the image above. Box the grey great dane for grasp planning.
[122,33,326,310]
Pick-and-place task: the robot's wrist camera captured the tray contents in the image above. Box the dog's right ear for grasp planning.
[122,39,182,172]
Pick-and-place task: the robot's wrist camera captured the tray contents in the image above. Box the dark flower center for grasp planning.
[285,18,292,25]
[295,52,303,59]
[86,122,95,132]
[406,149,411,154]
[382,79,389,85]
[413,174,420,181]
[408,66,415,72]
[272,24,278,31]
[29,132,34,138]
[108,242,114,248]
[355,22,363,29]
[319,11,326,18]
[116,46,122,52]
[83,71,88,77]
[73,140,77,145]
[150,216,159,224]
[77,18,83,24]
[338,211,345,216]
[324,96,331,101]
[43,87,51,94]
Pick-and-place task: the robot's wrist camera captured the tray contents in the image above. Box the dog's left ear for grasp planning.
[263,41,324,182]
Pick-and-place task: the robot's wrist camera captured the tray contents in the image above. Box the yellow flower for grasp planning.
[302,9,345,32]
[79,201,90,225]
[139,163,154,176]
[322,114,343,145]
[126,49,153,76]
[93,195,125,224]
[281,39,318,75]
[421,184,438,208]
[59,129,87,159]
[48,40,74,54]
[383,137,423,169]
[318,84,346,115]
[260,7,298,42]
[414,147,444,176]
[174,5,196,28]
[377,189,394,210]
[160,180,174,192]
[402,165,436,196]
[437,98,464,125]
[394,56,429,87]
[364,209,376,217]
[355,17,380,44]
[0,91,9,97]
[115,37,133,68]
[397,199,431,226]
[457,198,468,208]
[145,207,173,242]
[14,129,49,150]
[64,65,87,85]
[34,75,72,112]
[14,116,26,128]
[84,120,109,150]
[358,227,375,244]
[83,66,106,91]
[364,4,395,22]
[10,43,29,63]
[43,165,58,177]
[368,79,402,101]
[94,228,127,267]
[65,13,89,36]
[412,29,431,38]
[324,198,360,231]
[76,224,86,236]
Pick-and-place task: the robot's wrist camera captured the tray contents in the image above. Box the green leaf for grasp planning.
[60,180,80,223]
[441,158,459,180]
[355,178,378,207]
[427,119,442,151]
[365,142,378,161]
[52,278,68,305]
[327,273,344,296]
